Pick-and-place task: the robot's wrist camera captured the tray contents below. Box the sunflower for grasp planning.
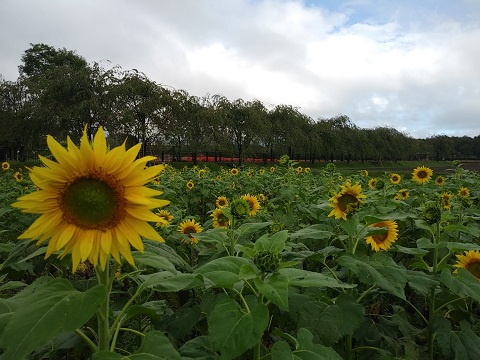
[241,193,261,216]
[368,178,377,189]
[259,168,265,175]
[296,166,303,173]
[328,181,367,220]
[178,218,202,244]
[230,168,239,176]
[458,187,470,198]
[440,192,453,209]
[14,171,23,182]
[454,250,480,280]
[270,166,276,173]
[258,193,267,202]
[12,126,169,271]
[211,208,230,228]
[304,167,311,173]
[155,209,174,228]
[186,179,194,189]
[1,162,10,171]
[151,177,160,185]
[215,196,229,208]
[412,166,433,184]
[230,198,250,219]
[365,220,399,252]
[360,169,368,177]
[394,188,409,200]
[435,176,445,186]
[390,173,401,184]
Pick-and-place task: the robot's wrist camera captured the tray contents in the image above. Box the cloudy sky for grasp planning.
[1,0,480,139]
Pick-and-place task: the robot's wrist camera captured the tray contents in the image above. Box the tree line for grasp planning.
[1,43,480,164]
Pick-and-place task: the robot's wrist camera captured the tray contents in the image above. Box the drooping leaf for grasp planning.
[337,253,407,299]
[294,294,364,346]
[439,268,480,303]
[132,251,177,273]
[290,224,335,241]
[279,268,355,289]
[139,272,202,292]
[405,270,439,296]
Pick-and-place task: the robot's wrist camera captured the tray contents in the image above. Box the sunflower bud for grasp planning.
[375,179,385,190]
[254,251,281,273]
[230,198,250,219]
[422,202,442,224]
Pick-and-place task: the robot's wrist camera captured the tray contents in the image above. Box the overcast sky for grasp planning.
[1,0,480,139]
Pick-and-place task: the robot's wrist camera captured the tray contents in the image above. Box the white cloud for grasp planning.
[1,0,480,138]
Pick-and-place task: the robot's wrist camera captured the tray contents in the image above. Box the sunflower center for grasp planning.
[418,171,427,179]
[466,261,480,279]
[62,176,124,229]
[338,193,359,212]
[183,226,197,235]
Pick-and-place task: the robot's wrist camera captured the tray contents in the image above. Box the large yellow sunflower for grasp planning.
[1,162,10,171]
[412,166,433,184]
[454,250,480,280]
[12,127,169,271]
[365,220,399,252]
[178,218,203,244]
[241,193,261,216]
[230,168,239,176]
[328,181,366,220]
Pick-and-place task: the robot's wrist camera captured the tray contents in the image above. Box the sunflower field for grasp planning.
[1,129,480,360]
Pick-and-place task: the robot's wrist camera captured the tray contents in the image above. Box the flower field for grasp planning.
[1,130,480,359]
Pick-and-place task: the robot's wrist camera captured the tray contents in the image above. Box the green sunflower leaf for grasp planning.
[337,253,407,299]
[208,296,269,360]
[269,328,343,360]
[139,272,203,292]
[254,273,289,310]
[439,268,480,302]
[93,331,180,360]
[195,256,250,289]
[254,230,289,253]
[0,276,107,360]
[279,268,355,289]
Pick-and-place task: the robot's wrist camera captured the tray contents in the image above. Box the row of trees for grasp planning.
[1,43,480,164]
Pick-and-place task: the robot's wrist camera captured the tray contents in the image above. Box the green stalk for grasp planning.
[427,222,441,360]
[95,263,111,351]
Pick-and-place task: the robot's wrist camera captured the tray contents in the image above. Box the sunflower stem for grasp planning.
[427,222,441,359]
[95,263,111,352]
